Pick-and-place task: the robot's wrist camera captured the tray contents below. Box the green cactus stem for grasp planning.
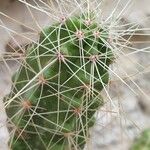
[130,129,150,150]
[5,13,114,150]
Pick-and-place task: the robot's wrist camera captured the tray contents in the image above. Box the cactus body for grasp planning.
[131,129,150,150]
[6,14,114,149]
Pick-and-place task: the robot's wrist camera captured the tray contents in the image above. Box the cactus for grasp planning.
[130,129,150,150]
[5,13,114,150]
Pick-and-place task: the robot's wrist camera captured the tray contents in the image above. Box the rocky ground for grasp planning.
[0,0,150,150]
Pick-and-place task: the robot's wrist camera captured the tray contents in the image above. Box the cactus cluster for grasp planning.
[130,129,150,150]
[5,13,114,150]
